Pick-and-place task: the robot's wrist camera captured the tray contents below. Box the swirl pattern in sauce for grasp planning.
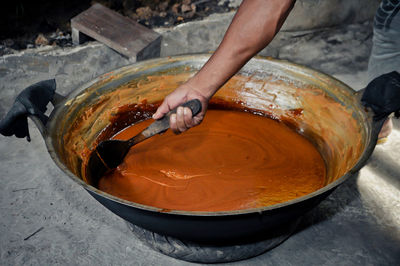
[98,110,326,212]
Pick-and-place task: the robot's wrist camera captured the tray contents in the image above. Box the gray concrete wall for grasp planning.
[156,0,379,57]
[283,0,380,31]
[155,19,373,75]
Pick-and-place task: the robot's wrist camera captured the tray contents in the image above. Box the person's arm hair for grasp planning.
[153,0,295,133]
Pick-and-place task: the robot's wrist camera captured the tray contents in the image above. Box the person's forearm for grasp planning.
[188,0,295,98]
[153,0,295,133]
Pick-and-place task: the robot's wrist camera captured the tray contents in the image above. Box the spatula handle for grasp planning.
[130,99,202,145]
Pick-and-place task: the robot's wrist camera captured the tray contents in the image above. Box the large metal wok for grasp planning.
[1,55,397,242]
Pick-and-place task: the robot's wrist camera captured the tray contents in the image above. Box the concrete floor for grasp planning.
[1,21,400,265]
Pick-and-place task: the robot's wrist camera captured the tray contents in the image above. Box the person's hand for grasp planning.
[152,81,210,134]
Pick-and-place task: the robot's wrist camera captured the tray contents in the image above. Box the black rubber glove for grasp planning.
[361,71,400,121]
[0,79,56,141]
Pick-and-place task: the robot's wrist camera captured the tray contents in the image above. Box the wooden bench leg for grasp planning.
[72,28,93,45]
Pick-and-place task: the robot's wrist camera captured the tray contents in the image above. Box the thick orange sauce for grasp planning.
[98,110,326,212]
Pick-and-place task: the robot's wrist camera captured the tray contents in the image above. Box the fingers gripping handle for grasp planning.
[141,99,202,139]
[0,79,57,141]
[177,98,202,117]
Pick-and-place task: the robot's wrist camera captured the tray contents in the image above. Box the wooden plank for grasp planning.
[71,3,161,61]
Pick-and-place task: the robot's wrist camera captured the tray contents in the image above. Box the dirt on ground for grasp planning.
[0,0,240,56]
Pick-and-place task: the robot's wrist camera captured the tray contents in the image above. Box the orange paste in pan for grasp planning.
[97,109,326,212]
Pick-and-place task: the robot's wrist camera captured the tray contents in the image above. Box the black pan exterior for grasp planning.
[87,187,335,243]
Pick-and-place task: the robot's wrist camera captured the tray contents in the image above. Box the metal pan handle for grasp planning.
[351,71,400,173]
[360,71,400,121]
[0,79,66,140]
